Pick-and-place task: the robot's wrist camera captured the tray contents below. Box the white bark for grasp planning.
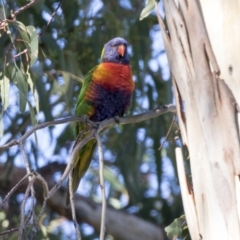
[157,0,240,239]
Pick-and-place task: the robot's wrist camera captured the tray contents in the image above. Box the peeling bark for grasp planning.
[157,0,240,239]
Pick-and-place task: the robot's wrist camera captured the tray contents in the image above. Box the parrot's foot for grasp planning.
[81,114,98,128]
[114,116,120,124]
[82,114,89,123]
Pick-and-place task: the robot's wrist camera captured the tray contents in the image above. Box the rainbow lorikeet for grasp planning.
[67,37,134,203]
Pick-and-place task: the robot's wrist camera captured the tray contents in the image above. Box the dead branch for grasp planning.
[0,163,166,240]
[0,104,175,239]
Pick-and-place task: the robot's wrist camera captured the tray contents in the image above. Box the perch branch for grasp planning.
[0,104,176,151]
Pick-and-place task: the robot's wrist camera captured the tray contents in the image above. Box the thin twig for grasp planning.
[0,172,33,208]
[6,49,28,66]
[1,0,17,71]
[0,227,19,236]
[49,70,84,83]
[0,0,40,82]
[69,169,82,240]
[158,114,176,150]
[0,116,83,151]
[1,0,35,71]
[38,0,65,37]
[34,129,96,232]
[27,173,49,238]
[31,197,47,239]
[18,176,36,240]
[18,147,39,239]
[24,208,34,229]
[14,0,39,16]
[20,143,31,173]
[95,132,106,240]
[24,208,37,240]
[0,0,63,73]
[20,143,36,219]
[34,172,49,198]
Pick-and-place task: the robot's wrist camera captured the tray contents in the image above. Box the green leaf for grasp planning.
[103,166,127,193]
[27,99,38,147]
[139,0,155,21]
[165,215,186,240]
[26,26,39,66]
[61,71,73,112]
[0,75,10,111]
[35,74,53,121]
[26,67,39,114]
[91,165,129,207]
[0,71,7,138]
[14,21,39,66]
[14,21,30,45]
[91,166,127,194]
[182,225,190,240]
[11,65,28,113]
[28,100,37,127]
[24,73,37,126]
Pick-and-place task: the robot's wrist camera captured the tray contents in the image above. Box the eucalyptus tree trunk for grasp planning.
[157,0,240,239]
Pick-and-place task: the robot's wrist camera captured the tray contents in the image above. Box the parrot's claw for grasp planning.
[81,114,89,123]
[81,115,98,128]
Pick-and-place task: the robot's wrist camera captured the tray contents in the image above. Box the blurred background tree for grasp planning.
[0,0,183,239]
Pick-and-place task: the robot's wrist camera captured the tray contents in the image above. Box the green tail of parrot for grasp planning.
[66,137,97,205]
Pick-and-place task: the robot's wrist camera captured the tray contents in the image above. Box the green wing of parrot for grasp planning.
[66,67,97,205]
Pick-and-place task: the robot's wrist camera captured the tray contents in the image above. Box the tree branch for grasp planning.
[0,104,176,151]
[14,0,39,16]
[95,132,106,240]
[0,104,175,239]
[0,163,166,240]
[38,0,65,37]
[69,168,82,240]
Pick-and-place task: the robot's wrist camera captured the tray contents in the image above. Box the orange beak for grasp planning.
[117,44,125,57]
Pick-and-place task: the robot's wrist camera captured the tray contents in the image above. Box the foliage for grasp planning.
[139,0,156,21]
[0,0,183,239]
[165,215,190,240]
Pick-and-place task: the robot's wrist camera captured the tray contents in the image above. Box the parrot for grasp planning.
[66,37,134,204]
